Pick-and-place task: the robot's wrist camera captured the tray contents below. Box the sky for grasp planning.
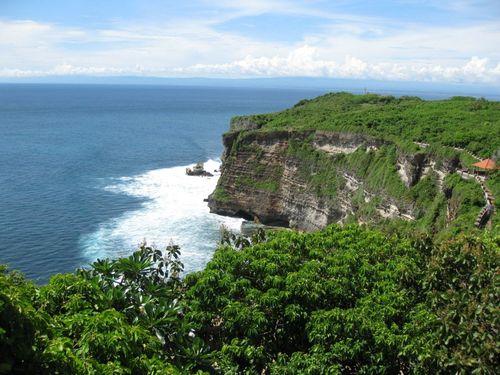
[1,0,499,84]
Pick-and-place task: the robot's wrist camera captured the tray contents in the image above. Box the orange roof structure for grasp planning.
[472,159,497,170]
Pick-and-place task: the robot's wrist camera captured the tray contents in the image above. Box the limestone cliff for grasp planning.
[208,116,460,231]
[207,92,487,234]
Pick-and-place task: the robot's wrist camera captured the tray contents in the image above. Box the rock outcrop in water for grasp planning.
[186,162,213,177]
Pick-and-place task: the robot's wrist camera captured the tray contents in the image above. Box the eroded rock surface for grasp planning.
[208,125,419,230]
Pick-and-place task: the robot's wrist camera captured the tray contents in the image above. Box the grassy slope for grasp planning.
[239,92,500,157]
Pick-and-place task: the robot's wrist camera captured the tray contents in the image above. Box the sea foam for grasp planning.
[80,159,243,273]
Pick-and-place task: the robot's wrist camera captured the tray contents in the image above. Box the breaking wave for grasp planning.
[79,159,243,273]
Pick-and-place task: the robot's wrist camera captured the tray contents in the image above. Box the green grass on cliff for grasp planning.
[286,139,341,198]
[212,185,231,203]
[243,92,500,157]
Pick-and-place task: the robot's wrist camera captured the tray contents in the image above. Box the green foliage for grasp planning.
[485,171,500,231]
[185,225,426,373]
[404,235,499,373]
[255,92,500,157]
[0,244,209,374]
[184,225,499,373]
[0,267,45,373]
[1,226,498,373]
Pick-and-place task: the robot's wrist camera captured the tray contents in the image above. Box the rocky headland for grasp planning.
[207,93,498,234]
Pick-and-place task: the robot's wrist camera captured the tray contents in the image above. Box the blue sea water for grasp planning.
[0,84,327,282]
[0,83,495,283]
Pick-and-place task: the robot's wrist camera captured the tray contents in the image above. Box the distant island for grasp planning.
[1,93,498,374]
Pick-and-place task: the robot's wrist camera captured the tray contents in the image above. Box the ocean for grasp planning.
[0,84,327,282]
[0,83,495,283]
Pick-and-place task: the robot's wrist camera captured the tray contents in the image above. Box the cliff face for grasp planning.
[208,117,456,231]
[211,129,346,230]
[207,93,496,234]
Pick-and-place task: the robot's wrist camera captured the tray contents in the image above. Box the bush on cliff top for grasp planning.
[1,225,498,374]
[247,92,500,157]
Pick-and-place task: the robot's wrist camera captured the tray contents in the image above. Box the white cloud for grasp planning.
[0,11,499,84]
[0,19,285,72]
[0,65,128,78]
[4,46,497,84]
[176,46,500,83]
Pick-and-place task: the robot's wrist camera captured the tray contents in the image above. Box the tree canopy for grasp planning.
[1,225,498,374]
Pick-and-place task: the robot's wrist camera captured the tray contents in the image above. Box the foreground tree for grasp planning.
[1,225,498,373]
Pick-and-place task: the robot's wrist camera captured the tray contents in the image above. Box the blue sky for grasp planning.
[1,0,499,83]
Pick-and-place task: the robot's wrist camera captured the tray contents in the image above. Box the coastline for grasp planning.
[79,159,243,274]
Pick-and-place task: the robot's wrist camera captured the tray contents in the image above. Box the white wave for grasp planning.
[80,159,243,273]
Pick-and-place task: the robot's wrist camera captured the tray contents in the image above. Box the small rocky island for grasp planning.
[186,162,213,177]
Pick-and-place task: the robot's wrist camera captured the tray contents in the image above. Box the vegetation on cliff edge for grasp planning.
[219,93,498,236]
[234,92,500,157]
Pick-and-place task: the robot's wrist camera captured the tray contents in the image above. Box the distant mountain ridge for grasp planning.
[1,76,500,99]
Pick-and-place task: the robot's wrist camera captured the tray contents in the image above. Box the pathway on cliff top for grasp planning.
[451,150,494,228]
[414,142,495,228]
